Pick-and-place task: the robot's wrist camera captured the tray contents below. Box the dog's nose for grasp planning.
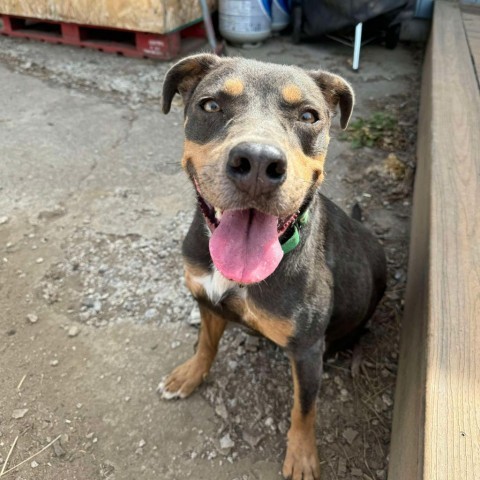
[227,142,287,196]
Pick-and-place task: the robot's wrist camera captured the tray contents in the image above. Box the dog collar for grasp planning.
[281,209,310,254]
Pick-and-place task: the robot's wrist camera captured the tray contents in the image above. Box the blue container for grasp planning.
[271,0,291,31]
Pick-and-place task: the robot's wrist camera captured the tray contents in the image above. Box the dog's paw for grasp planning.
[157,356,208,400]
[282,442,321,480]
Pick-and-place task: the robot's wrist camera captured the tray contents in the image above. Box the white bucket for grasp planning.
[219,0,272,45]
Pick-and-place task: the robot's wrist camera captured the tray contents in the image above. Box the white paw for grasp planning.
[157,380,185,400]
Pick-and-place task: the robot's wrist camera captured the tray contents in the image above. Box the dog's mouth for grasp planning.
[194,180,299,284]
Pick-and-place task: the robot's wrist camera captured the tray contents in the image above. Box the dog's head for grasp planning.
[163,54,354,284]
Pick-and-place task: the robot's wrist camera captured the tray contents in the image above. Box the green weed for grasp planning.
[340,112,398,149]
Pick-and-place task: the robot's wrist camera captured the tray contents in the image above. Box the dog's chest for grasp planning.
[190,268,245,305]
[185,267,294,347]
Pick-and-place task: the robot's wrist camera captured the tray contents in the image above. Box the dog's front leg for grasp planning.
[158,304,227,400]
[283,339,324,480]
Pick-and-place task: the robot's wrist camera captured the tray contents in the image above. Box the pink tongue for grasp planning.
[209,209,283,284]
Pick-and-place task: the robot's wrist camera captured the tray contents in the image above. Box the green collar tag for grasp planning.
[281,209,309,254]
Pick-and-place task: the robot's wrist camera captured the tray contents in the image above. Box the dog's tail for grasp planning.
[351,202,363,222]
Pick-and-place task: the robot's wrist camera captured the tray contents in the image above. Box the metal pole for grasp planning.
[353,22,362,71]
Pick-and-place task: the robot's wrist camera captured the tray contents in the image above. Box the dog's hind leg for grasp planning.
[158,304,227,400]
[283,340,324,480]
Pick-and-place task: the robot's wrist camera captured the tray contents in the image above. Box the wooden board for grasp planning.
[388,1,480,479]
[0,0,216,34]
[463,12,480,78]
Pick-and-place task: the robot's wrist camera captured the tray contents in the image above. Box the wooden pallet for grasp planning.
[0,14,207,60]
[388,2,480,479]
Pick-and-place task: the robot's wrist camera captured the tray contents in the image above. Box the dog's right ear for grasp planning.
[162,54,222,114]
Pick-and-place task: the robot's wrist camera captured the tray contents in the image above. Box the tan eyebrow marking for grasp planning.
[223,78,244,96]
[282,84,303,103]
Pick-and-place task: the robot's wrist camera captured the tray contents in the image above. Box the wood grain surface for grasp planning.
[0,0,216,34]
[463,12,480,80]
[389,1,480,479]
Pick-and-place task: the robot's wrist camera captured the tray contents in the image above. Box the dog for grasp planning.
[158,54,387,480]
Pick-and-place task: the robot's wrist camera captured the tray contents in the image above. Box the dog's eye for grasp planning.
[299,110,318,124]
[202,99,221,113]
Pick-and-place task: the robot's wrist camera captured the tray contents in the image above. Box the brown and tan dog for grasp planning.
[158,54,386,480]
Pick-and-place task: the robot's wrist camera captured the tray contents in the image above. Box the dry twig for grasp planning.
[0,436,18,476]
[0,435,62,477]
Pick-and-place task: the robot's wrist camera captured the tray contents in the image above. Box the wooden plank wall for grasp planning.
[388,1,480,479]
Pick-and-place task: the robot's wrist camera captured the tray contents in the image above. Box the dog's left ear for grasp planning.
[309,71,354,129]
[162,53,222,114]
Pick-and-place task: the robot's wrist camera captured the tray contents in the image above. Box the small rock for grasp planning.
[245,335,260,352]
[324,433,335,443]
[12,408,29,419]
[52,440,66,457]
[207,450,217,460]
[37,205,66,220]
[215,402,228,420]
[82,296,95,308]
[219,433,234,452]
[144,308,158,320]
[342,427,359,445]
[278,420,289,434]
[242,431,263,448]
[376,469,387,480]
[138,439,146,448]
[351,467,363,477]
[0,216,9,225]
[50,359,59,367]
[36,257,44,264]
[26,313,38,324]
[68,325,80,337]
[337,458,347,477]
[31,460,39,468]
[382,393,394,407]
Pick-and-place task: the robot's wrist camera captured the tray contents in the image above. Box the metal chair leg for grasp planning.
[353,22,363,71]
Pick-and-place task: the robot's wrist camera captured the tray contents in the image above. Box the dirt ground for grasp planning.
[0,34,421,480]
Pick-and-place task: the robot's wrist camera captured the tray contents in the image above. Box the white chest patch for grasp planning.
[192,268,244,304]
